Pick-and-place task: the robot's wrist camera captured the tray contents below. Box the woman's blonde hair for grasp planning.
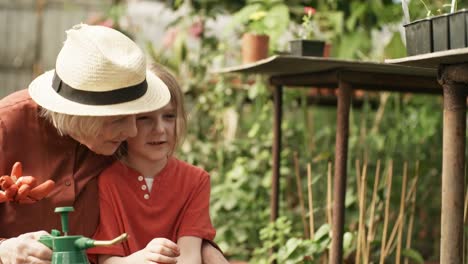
[40,108,106,138]
[149,63,187,152]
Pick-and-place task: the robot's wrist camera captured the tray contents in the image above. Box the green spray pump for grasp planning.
[39,206,127,264]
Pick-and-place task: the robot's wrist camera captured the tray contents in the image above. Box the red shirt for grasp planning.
[0,90,114,238]
[88,157,216,257]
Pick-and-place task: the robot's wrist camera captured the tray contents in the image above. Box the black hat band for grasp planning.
[52,71,148,105]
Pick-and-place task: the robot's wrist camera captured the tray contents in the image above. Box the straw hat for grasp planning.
[29,24,170,116]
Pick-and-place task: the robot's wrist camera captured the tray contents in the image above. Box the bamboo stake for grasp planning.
[354,158,362,262]
[464,161,468,223]
[323,161,332,264]
[354,159,361,264]
[395,162,408,264]
[365,159,381,262]
[384,215,404,256]
[361,162,368,260]
[379,160,393,264]
[404,175,418,205]
[465,186,468,224]
[307,163,315,239]
[355,159,361,197]
[463,162,467,264]
[371,92,390,134]
[404,161,420,264]
[359,101,368,160]
[384,214,402,255]
[293,152,309,238]
[304,91,315,152]
[356,161,368,264]
[327,161,333,227]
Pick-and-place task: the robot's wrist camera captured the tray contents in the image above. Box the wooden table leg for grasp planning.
[271,85,283,222]
[438,64,467,264]
[440,83,466,264]
[330,81,352,264]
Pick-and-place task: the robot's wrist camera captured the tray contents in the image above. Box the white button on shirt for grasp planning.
[138,176,144,181]
[144,194,150,200]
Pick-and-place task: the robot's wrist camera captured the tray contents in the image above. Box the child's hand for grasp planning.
[99,238,181,264]
[141,238,180,263]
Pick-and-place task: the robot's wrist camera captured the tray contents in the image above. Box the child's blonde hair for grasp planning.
[149,63,187,153]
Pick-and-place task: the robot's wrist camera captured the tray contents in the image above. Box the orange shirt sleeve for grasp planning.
[177,172,216,241]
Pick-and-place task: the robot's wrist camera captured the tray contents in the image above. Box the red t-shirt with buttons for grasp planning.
[88,157,216,257]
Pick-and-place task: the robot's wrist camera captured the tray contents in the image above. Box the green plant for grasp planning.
[251,218,355,263]
[230,0,289,37]
[299,6,317,39]
[137,1,448,261]
[246,11,268,35]
[419,0,454,16]
[404,0,458,19]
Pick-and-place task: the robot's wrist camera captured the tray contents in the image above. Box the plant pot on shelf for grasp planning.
[448,9,468,49]
[289,39,326,57]
[403,17,433,56]
[432,13,450,52]
[241,33,269,64]
[323,42,332,57]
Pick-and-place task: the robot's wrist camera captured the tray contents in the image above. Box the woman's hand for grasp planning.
[0,231,52,264]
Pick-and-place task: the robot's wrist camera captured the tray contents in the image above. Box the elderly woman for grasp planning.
[0,24,227,264]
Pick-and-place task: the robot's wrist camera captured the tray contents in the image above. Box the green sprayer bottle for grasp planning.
[39,206,127,264]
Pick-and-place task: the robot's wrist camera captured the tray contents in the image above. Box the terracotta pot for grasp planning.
[241,33,269,64]
[323,42,332,57]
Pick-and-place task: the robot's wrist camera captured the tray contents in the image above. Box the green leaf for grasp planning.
[281,238,302,259]
[313,224,330,242]
[401,248,425,264]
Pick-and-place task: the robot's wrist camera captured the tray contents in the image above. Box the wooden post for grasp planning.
[271,85,283,221]
[330,80,352,264]
[438,64,467,264]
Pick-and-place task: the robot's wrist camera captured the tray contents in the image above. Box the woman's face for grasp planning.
[126,103,176,165]
[78,115,138,155]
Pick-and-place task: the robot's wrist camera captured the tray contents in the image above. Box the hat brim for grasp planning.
[29,70,170,116]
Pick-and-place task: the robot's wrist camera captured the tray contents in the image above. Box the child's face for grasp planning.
[126,102,176,164]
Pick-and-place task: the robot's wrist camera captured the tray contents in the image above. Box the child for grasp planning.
[88,63,216,263]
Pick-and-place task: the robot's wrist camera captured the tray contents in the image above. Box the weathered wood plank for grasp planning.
[0,0,112,96]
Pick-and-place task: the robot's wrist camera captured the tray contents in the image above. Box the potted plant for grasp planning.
[402,0,466,56]
[289,6,326,57]
[447,8,468,49]
[241,11,271,64]
[230,0,290,63]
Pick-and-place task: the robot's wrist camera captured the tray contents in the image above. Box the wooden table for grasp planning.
[387,48,468,264]
[215,55,439,263]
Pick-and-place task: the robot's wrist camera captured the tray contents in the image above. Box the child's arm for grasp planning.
[97,238,180,264]
[177,236,202,264]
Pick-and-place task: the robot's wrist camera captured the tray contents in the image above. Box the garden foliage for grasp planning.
[116,0,459,262]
